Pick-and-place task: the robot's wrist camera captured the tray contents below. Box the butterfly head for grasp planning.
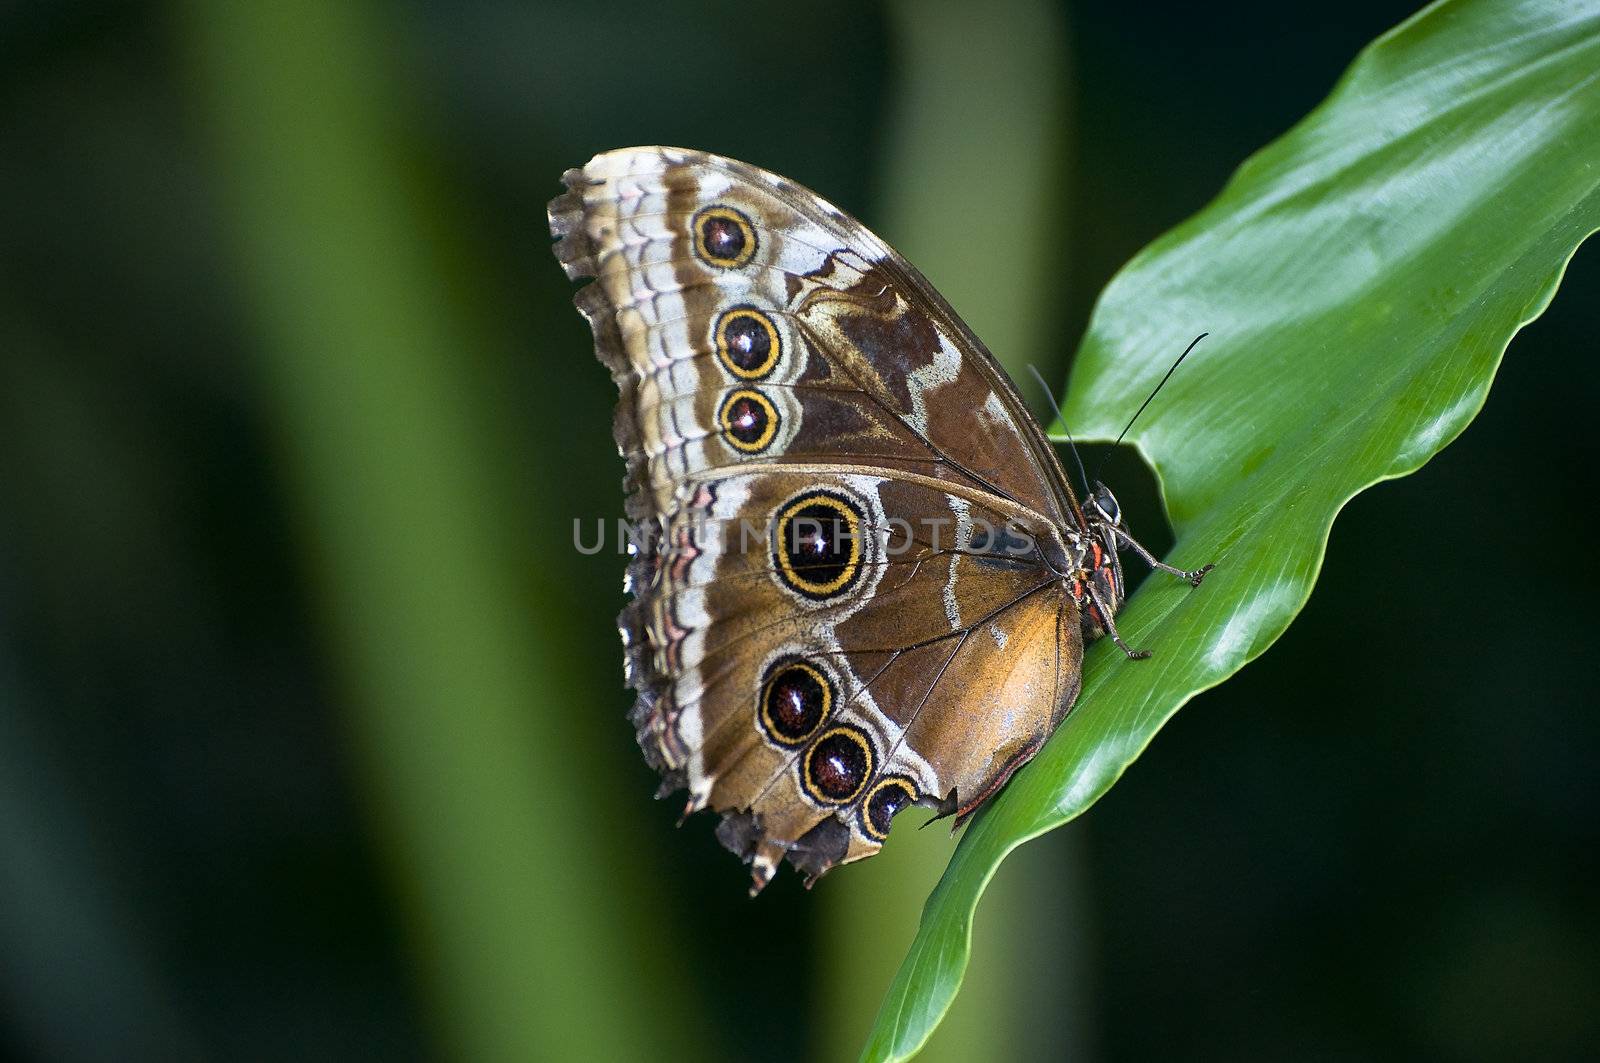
[1086,482,1122,528]
[1074,481,1128,635]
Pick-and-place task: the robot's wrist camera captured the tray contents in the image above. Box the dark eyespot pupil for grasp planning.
[701,216,745,259]
[785,504,850,579]
[809,731,868,800]
[726,396,767,443]
[764,664,825,741]
[868,782,914,836]
[767,668,822,737]
[723,314,771,370]
[774,684,807,727]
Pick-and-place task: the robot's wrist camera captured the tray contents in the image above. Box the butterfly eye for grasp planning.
[1092,485,1121,525]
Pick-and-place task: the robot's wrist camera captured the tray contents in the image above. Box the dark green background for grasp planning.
[2,2,1594,1060]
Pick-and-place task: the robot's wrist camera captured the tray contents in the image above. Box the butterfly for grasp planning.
[549,147,1210,894]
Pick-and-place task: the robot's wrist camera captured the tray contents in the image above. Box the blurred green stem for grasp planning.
[179,3,694,1059]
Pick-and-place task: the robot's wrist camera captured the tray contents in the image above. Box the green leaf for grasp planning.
[863,1,1600,1058]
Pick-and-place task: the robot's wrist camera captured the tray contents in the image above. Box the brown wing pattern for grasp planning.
[549,147,1082,890]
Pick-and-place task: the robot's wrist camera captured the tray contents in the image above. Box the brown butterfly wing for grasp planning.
[550,147,1083,890]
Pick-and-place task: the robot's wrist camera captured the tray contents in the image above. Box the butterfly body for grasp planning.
[549,147,1206,892]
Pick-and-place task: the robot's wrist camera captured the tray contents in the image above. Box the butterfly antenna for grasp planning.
[1026,363,1092,497]
[1094,333,1208,481]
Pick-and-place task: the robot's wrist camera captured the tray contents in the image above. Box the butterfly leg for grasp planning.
[1115,528,1213,587]
[1087,581,1151,660]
